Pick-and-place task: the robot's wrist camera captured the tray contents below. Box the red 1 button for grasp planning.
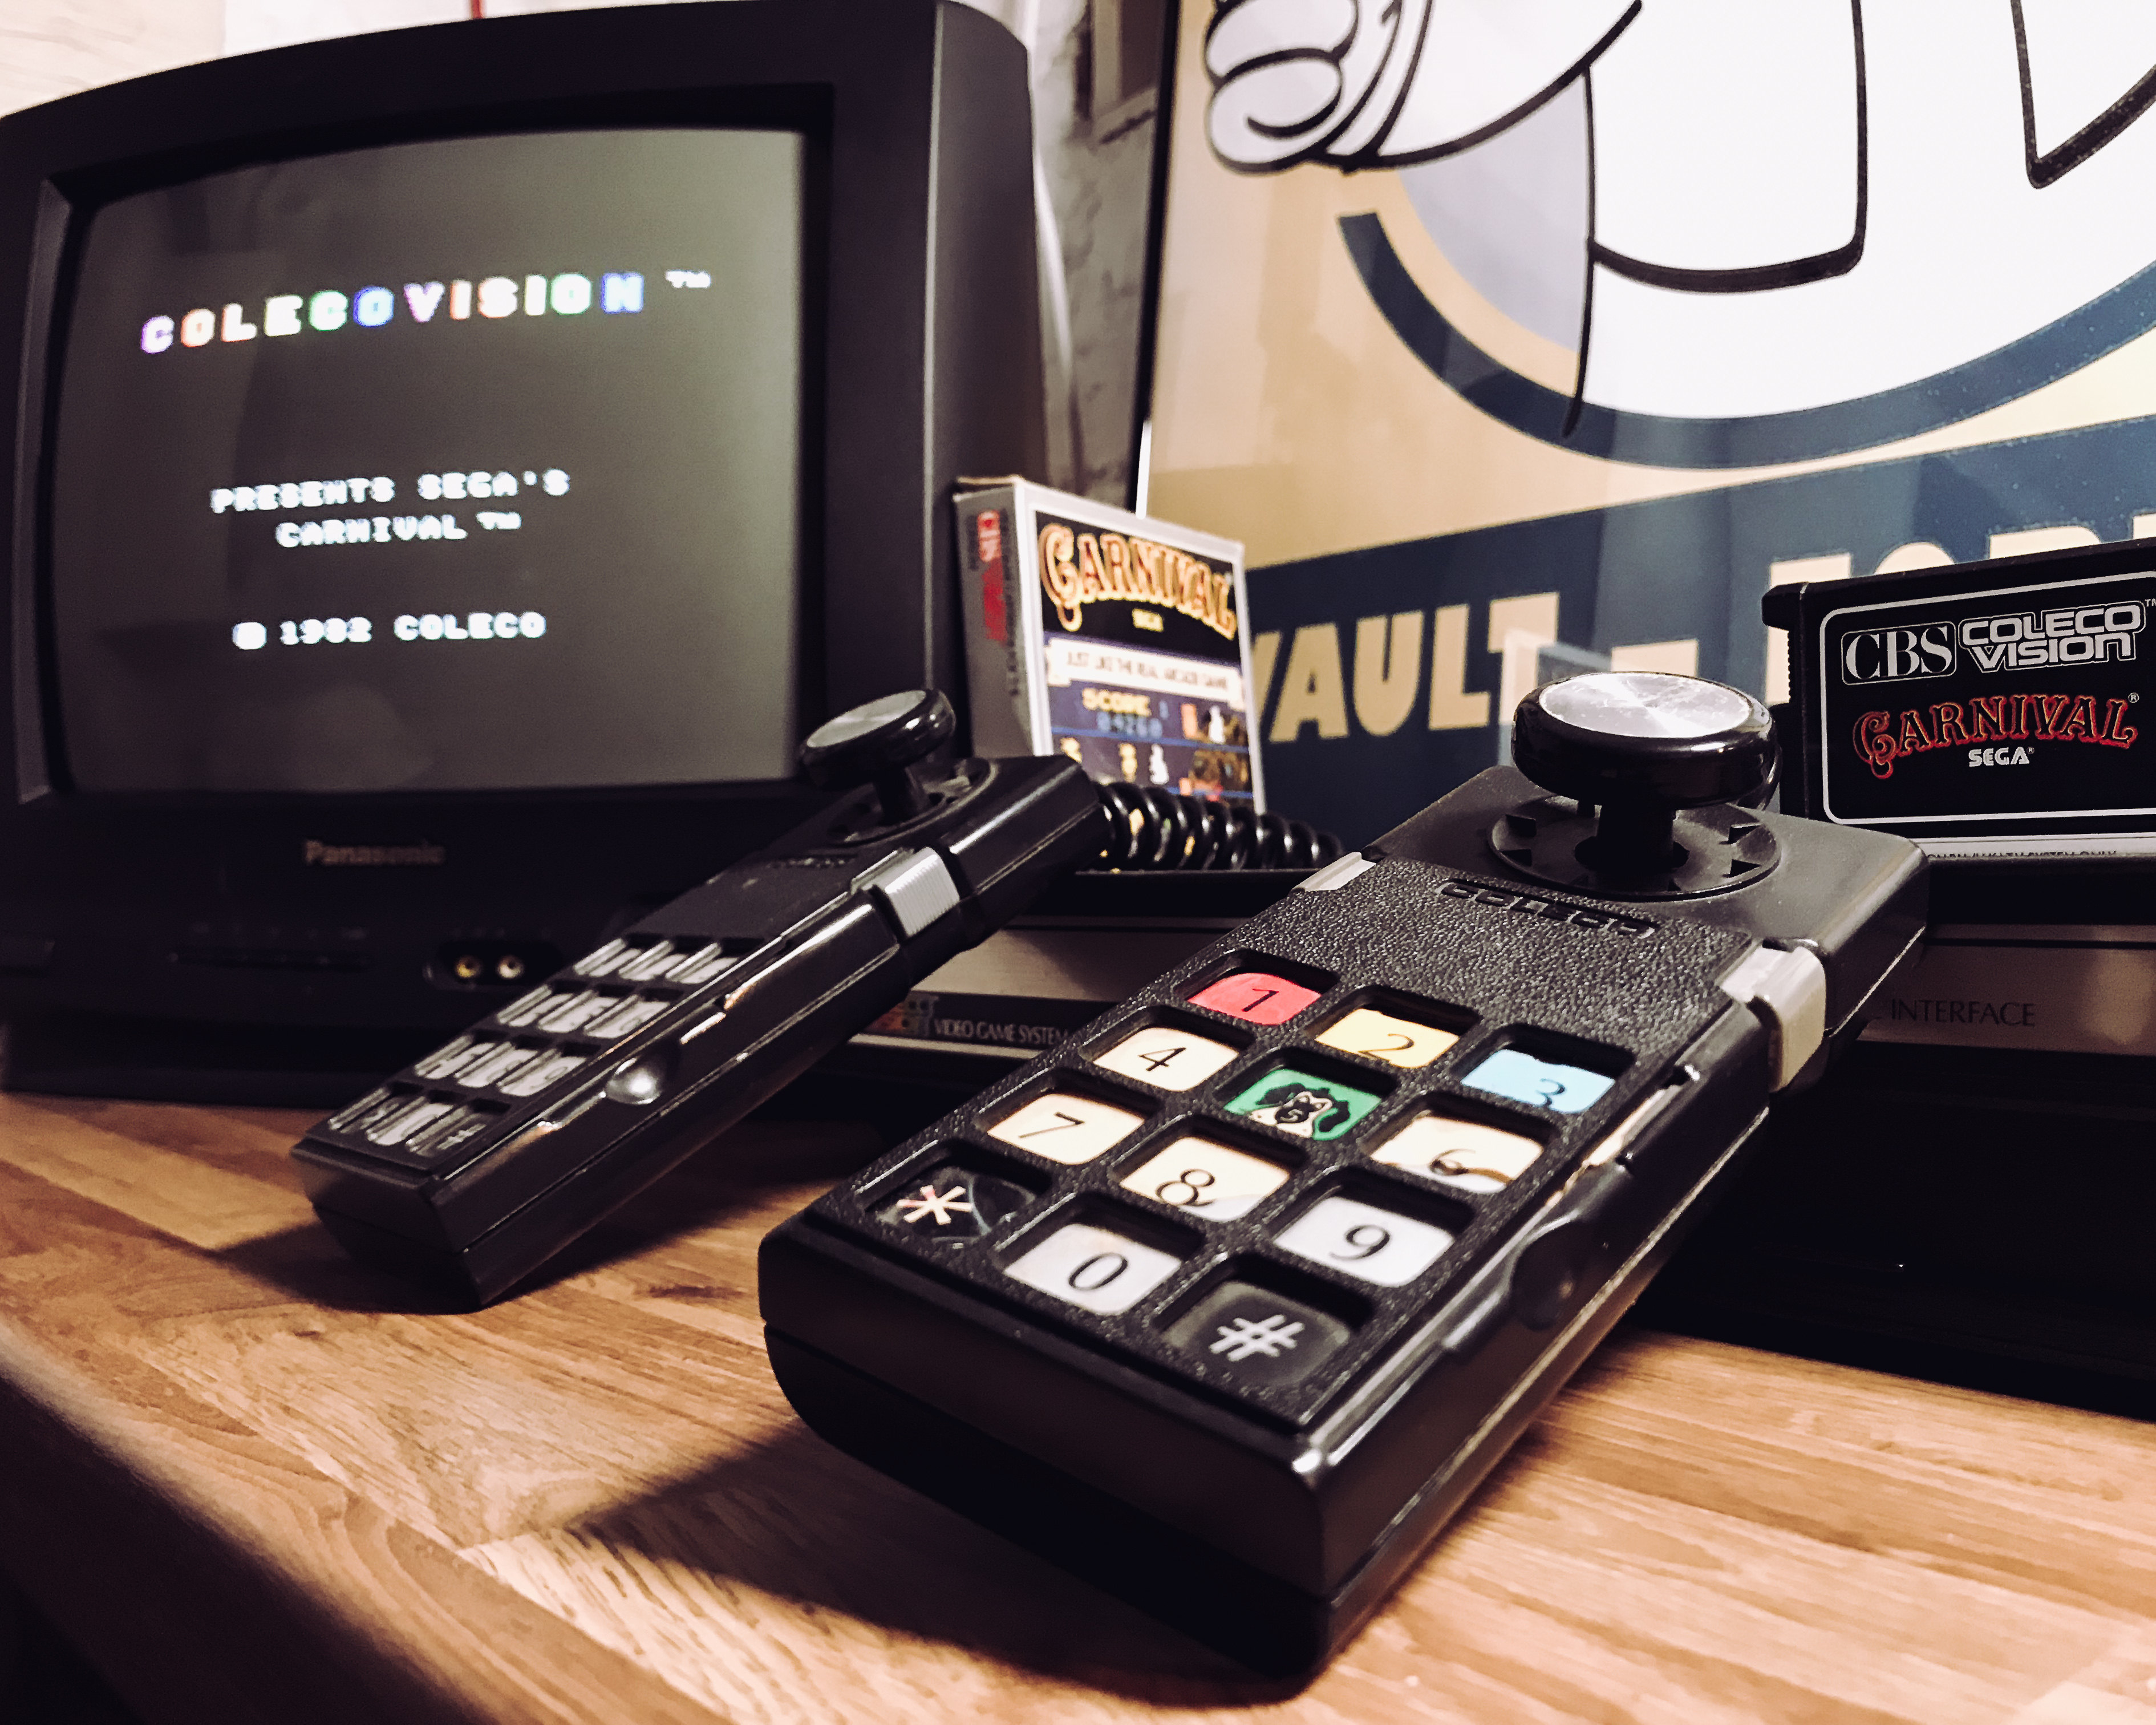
[1188,971,1321,1025]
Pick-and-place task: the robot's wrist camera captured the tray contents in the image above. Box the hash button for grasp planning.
[1162,1282,1349,1388]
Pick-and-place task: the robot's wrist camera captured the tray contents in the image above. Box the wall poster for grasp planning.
[1144,0,2156,843]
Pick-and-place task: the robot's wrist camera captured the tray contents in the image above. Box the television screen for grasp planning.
[49,126,806,795]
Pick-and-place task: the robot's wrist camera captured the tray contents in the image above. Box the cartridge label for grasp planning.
[1817,570,2154,834]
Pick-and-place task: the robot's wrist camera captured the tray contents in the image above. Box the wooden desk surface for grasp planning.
[0,1090,2151,1725]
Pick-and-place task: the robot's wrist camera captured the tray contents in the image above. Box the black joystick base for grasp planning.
[1490,670,1782,900]
[1586,800,1681,875]
[1488,795,1779,898]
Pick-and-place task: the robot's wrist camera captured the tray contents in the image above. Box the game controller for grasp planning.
[758,670,1929,1675]
[292,690,1107,1306]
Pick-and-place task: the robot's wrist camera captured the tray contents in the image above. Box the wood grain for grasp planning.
[0,1093,304,1250]
[0,1090,2149,1724]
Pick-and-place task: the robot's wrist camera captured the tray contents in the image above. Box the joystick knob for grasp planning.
[1492,671,1780,898]
[800,689,958,824]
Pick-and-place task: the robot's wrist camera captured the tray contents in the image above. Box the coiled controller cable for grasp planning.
[803,693,1343,871]
[1093,782,1344,871]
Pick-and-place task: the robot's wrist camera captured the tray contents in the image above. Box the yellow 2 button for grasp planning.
[1315,1007,1458,1070]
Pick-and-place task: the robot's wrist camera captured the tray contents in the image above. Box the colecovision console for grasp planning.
[759,670,1927,1675]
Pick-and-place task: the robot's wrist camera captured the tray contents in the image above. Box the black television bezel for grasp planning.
[0,0,1043,1095]
[26,86,837,808]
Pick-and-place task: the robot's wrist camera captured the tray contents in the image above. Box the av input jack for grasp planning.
[432,940,562,990]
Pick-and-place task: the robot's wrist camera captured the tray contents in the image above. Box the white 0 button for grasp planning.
[1004,1222,1180,1314]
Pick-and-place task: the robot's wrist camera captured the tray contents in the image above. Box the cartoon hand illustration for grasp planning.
[2016,0,2156,185]
[1204,0,1381,169]
[1206,0,1635,172]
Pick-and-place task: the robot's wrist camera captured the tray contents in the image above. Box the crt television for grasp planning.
[0,0,1043,1100]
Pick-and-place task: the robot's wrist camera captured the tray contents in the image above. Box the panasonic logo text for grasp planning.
[302,840,446,867]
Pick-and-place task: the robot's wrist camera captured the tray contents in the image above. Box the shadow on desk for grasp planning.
[466,1414,1323,1708]
[197,1106,1488,1700]
[1,1573,144,1725]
